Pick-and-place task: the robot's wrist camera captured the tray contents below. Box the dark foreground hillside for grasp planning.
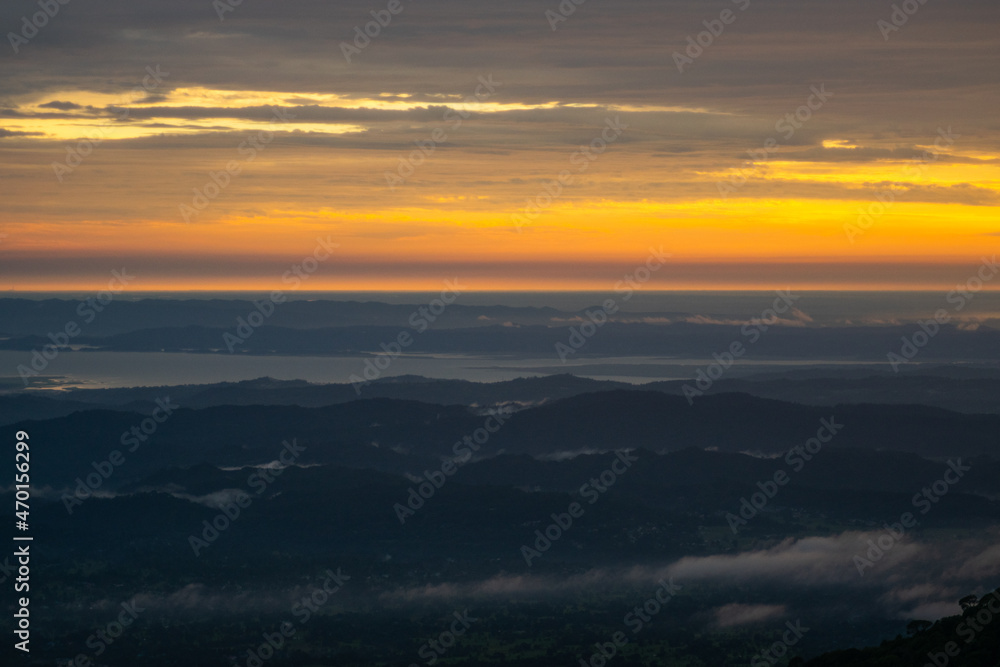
[804,589,1000,666]
[4,384,999,666]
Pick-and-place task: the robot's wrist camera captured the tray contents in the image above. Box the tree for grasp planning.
[906,619,932,635]
[959,594,979,611]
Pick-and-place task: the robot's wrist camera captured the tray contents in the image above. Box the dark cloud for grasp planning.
[0,128,42,137]
[1,0,997,150]
[37,100,82,110]
[766,146,1000,165]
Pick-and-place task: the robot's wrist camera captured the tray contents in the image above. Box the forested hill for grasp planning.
[803,588,1000,666]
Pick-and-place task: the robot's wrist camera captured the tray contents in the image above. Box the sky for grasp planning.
[0,0,998,291]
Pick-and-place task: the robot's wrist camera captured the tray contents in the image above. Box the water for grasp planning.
[8,290,1000,324]
[0,350,903,390]
[4,291,998,389]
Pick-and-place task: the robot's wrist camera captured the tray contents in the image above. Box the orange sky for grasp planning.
[1,0,997,291]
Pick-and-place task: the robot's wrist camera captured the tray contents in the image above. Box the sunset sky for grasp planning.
[1,0,997,291]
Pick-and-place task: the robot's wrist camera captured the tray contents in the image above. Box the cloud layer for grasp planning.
[1,0,997,288]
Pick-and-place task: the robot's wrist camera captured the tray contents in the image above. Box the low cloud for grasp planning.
[714,603,786,628]
[665,533,921,586]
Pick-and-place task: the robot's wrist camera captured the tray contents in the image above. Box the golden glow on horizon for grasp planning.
[3,198,996,263]
[10,277,1000,293]
[2,88,998,292]
[740,161,1000,189]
